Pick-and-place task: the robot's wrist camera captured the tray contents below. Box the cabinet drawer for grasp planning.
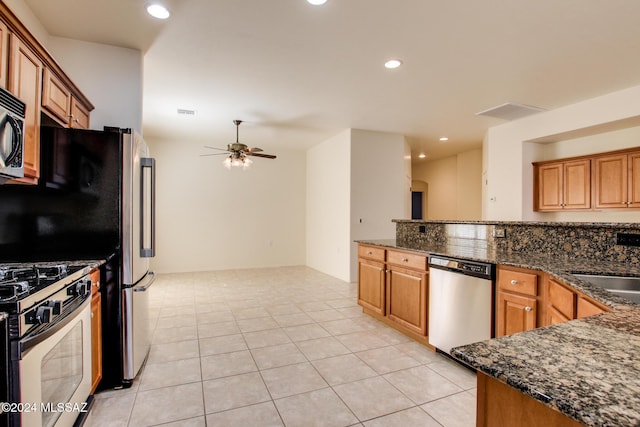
[358,245,385,262]
[386,250,427,270]
[498,269,538,296]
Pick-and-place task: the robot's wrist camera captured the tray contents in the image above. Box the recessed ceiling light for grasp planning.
[384,59,403,69]
[147,3,170,19]
[307,0,328,5]
[439,137,449,141]
[418,153,426,159]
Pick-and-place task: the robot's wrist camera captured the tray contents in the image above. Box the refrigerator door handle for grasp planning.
[140,157,155,258]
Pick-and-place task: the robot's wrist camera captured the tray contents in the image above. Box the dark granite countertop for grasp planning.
[357,238,639,310]
[452,311,640,426]
[357,238,640,426]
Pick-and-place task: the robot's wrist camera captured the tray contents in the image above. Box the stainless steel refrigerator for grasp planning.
[120,130,156,385]
[1,126,159,388]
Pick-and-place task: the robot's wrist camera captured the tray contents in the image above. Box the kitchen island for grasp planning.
[358,220,640,427]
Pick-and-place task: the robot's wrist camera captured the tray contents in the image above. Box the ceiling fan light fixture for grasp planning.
[147,3,170,19]
[307,0,328,5]
[223,153,253,170]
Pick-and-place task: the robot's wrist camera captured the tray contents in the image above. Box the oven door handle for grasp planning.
[19,297,91,357]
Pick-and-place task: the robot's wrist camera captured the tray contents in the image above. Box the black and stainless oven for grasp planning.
[0,87,25,184]
[0,262,98,427]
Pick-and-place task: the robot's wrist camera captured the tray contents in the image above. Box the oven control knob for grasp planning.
[36,306,53,324]
[74,280,91,297]
[46,300,62,315]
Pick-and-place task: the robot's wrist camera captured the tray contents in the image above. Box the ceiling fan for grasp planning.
[202,120,276,169]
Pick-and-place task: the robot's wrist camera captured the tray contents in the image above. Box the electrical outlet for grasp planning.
[616,233,640,247]
[492,228,506,238]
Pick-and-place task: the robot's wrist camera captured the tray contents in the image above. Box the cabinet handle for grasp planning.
[367,251,372,255]
[525,306,532,312]
[510,279,518,285]
[402,258,408,262]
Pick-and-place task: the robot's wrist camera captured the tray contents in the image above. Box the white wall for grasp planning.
[412,148,482,220]
[148,137,306,273]
[306,130,352,281]
[350,129,408,282]
[456,149,482,220]
[484,84,640,221]
[47,37,143,133]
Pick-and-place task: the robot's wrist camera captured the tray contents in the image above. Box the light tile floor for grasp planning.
[85,266,476,427]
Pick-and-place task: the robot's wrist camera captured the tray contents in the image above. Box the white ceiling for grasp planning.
[24,0,640,161]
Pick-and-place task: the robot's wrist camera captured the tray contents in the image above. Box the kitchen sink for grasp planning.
[573,274,640,304]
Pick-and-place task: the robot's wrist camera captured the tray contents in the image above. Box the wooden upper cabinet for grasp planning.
[0,21,8,88]
[594,151,640,209]
[534,160,590,211]
[42,67,71,123]
[535,148,640,212]
[564,160,591,209]
[8,33,42,183]
[535,163,563,210]
[630,152,640,208]
[594,154,627,208]
[70,97,90,129]
[42,67,91,129]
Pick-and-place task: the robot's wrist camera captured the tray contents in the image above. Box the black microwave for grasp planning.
[0,87,26,183]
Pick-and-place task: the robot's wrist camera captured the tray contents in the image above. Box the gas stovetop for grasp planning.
[0,261,101,313]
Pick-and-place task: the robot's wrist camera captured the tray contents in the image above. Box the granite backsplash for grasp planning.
[394,220,640,266]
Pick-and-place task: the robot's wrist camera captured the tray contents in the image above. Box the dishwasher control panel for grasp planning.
[429,256,494,279]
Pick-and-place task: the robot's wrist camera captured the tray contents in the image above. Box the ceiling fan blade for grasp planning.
[246,152,276,159]
[246,147,263,153]
[204,145,229,151]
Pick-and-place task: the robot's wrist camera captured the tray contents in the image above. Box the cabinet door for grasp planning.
[576,296,607,319]
[536,163,563,211]
[357,259,385,315]
[70,97,90,129]
[0,21,8,88]
[594,154,627,209]
[386,267,427,336]
[547,279,575,324]
[496,292,536,337]
[629,152,640,208]
[42,68,71,125]
[91,293,102,393]
[8,34,42,183]
[563,160,590,209]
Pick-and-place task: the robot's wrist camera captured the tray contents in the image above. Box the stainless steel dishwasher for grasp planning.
[428,255,495,354]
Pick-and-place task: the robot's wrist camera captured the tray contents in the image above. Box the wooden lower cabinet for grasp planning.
[357,258,385,315]
[576,295,607,319]
[496,266,541,337]
[496,291,537,336]
[477,372,582,427]
[90,269,102,393]
[547,279,576,325]
[357,244,429,342]
[386,266,428,336]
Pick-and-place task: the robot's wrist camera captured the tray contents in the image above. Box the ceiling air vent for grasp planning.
[475,102,545,121]
[177,108,197,116]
